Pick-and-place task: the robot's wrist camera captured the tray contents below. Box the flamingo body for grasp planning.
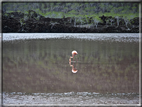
[71,50,78,58]
[69,50,78,73]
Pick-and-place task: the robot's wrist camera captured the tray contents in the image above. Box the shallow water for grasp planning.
[2,33,140,105]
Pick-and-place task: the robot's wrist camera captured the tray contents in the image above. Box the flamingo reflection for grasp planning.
[70,64,78,73]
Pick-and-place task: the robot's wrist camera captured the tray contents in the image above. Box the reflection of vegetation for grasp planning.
[3,39,139,93]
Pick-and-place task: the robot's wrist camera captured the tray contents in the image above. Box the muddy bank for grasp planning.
[2,10,139,33]
[3,92,139,105]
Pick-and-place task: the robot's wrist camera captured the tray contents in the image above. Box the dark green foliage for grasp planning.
[2,2,139,19]
[2,2,139,33]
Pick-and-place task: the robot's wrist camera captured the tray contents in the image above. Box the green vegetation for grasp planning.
[2,2,139,20]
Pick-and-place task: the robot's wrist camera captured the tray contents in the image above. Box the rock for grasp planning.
[3,12,24,20]
[2,11,139,33]
[130,25,139,32]
[99,15,107,24]
[130,17,139,25]
[2,18,21,32]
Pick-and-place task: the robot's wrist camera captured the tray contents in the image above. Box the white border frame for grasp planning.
[1,0,141,106]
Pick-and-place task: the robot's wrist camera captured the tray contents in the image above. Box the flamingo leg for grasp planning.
[72,54,74,61]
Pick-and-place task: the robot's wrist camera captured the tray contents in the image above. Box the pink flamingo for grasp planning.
[70,50,78,59]
[69,50,78,73]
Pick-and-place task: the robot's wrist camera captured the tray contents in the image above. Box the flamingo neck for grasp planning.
[72,54,74,58]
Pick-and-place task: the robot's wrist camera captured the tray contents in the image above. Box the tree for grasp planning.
[110,18,114,26]
[123,17,130,29]
[115,16,120,27]
[49,3,54,11]
[99,3,105,13]
[93,17,102,28]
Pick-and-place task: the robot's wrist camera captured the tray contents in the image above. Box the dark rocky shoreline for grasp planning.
[2,10,139,33]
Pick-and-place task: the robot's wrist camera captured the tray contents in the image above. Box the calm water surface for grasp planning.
[2,33,140,105]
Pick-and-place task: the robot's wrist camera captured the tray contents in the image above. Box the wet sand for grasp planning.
[3,92,139,105]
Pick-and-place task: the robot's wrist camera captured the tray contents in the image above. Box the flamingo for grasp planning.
[69,50,78,73]
[70,50,78,59]
[69,50,78,62]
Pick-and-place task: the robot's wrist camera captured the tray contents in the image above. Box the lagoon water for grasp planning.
[2,33,140,105]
